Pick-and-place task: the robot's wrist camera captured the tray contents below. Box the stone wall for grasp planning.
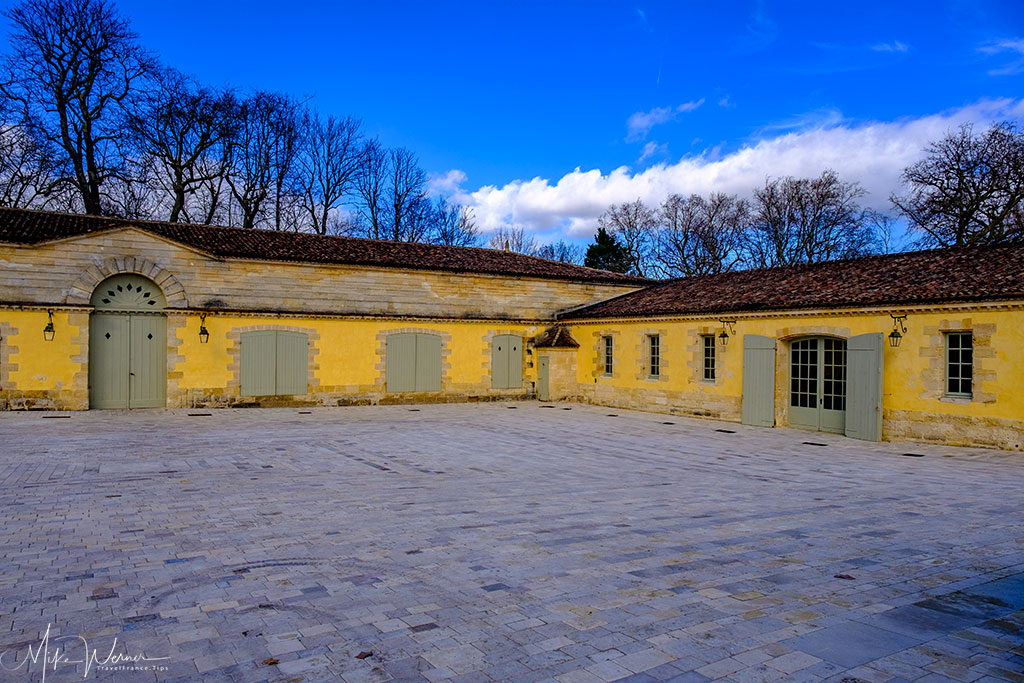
[0,228,640,320]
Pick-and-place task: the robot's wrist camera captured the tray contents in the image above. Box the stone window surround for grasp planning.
[591,329,622,381]
[374,327,453,393]
[227,324,321,396]
[686,325,724,387]
[920,319,995,404]
[0,320,17,391]
[635,328,669,383]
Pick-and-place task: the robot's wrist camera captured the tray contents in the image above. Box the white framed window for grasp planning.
[945,331,973,397]
[602,336,613,376]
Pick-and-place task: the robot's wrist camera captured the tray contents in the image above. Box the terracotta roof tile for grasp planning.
[560,244,1024,319]
[0,207,651,285]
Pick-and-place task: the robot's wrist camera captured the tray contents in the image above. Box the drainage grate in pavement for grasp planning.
[803,442,828,447]
[902,453,926,458]
[187,413,212,417]
[716,429,736,433]
[41,414,70,419]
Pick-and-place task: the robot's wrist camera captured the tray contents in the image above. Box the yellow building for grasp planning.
[1,207,1021,450]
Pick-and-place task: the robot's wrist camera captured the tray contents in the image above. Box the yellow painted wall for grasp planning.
[1,309,84,398]
[566,305,1024,449]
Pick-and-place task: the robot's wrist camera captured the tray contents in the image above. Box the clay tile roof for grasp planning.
[0,207,651,285]
[559,243,1024,320]
[534,326,580,348]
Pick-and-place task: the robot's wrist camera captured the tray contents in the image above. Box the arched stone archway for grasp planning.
[89,273,168,409]
[66,257,187,308]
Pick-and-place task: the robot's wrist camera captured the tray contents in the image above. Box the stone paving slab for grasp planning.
[0,402,1022,682]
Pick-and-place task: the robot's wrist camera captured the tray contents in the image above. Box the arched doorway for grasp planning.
[789,336,847,434]
[89,274,167,409]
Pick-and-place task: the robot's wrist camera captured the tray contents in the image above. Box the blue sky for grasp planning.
[4,1,1023,241]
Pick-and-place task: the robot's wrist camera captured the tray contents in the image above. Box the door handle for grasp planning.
[129,372,135,376]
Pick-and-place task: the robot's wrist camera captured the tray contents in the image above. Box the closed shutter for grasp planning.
[741,334,776,427]
[386,333,417,392]
[415,333,442,392]
[492,335,510,389]
[845,333,884,442]
[506,336,522,389]
[241,331,277,396]
[275,331,308,395]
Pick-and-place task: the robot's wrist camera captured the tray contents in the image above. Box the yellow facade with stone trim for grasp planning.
[564,304,1024,450]
[1,208,1022,450]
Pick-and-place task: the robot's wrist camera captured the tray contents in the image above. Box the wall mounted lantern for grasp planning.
[198,313,210,344]
[43,310,55,341]
[889,314,907,348]
[718,319,737,346]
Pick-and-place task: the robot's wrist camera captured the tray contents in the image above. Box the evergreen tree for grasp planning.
[584,227,630,272]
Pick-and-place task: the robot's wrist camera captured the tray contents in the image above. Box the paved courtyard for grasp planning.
[0,403,1022,683]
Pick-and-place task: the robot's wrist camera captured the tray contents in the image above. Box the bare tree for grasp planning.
[128,68,236,223]
[431,195,481,246]
[354,139,387,238]
[383,148,430,241]
[488,225,538,255]
[536,239,584,264]
[297,112,361,235]
[1,0,154,215]
[745,170,876,268]
[891,122,1024,247]
[0,120,61,207]
[225,91,304,229]
[655,193,749,277]
[597,199,658,276]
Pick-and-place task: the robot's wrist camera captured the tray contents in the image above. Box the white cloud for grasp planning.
[444,99,1024,240]
[637,141,668,164]
[426,169,467,196]
[980,38,1024,75]
[626,99,705,141]
[871,40,909,53]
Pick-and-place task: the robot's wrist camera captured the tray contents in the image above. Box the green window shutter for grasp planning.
[275,331,308,395]
[386,333,417,393]
[741,334,776,427]
[415,333,442,392]
[506,335,523,389]
[492,335,510,389]
[845,333,884,441]
[241,330,277,396]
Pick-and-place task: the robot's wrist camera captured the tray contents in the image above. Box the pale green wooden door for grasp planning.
[241,330,277,396]
[128,314,166,408]
[415,334,442,392]
[741,335,775,426]
[241,330,308,396]
[491,335,523,389]
[89,314,130,409]
[506,336,522,389]
[386,333,417,392]
[387,333,441,392]
[537,355,550,401]
[789,337,846,434]
[275,331,309,395]
[845,333,883,442]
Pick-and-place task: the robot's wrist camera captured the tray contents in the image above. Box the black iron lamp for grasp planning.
[198,313,210,344]
[889,314,907,348]
[718,319,736,346]
[43,310,55,341]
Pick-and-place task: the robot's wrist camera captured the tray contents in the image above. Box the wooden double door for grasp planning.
[89,313,166,409]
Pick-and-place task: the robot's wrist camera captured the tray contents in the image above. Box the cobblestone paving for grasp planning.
[1,403,1022,683]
